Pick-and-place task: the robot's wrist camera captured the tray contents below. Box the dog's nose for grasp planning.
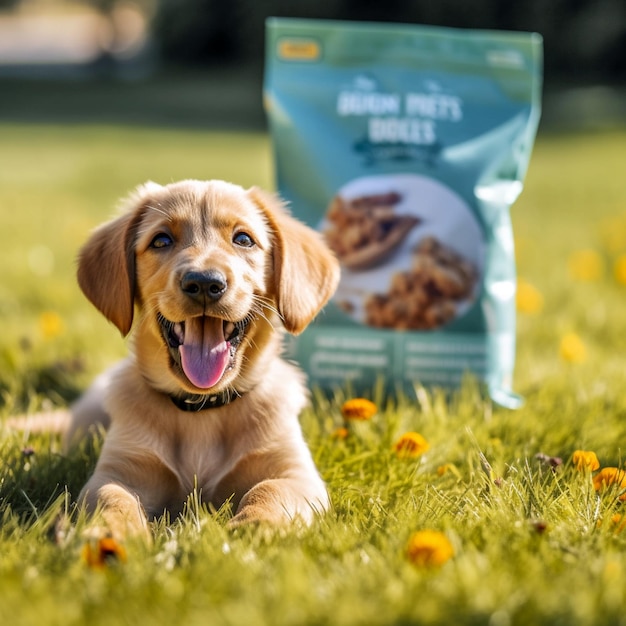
[181,270,227,302]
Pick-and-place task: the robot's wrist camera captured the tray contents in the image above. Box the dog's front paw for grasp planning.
[227,478,327,529]
[227,504,285,529]
[79,482,153,543]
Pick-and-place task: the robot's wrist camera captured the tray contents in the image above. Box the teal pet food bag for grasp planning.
[264,18,543,407]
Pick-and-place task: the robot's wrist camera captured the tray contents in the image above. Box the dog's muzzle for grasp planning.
[157,313,249,390]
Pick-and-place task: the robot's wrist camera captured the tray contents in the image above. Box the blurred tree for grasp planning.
[153,0,242,64]
[148,0,625,81]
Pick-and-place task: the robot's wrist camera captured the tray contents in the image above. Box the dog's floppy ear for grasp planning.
[77,182,162,336]
[248,187,340,335]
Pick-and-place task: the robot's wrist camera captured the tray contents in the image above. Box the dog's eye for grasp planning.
[150,233,174,249]
[233,232,255,248]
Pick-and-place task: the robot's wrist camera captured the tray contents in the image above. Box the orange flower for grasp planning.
[406,530,454,568]
[331,426,350,440]
[82,537,127,569]
[393,432,429,459]
[436,463,456,477]
[610,514,626,533]
[614,254,626,286]
[593,467,626,500]
[341,398,377,421]
[572,450,600,472]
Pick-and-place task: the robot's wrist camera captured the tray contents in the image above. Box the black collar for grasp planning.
[170,389,243,412]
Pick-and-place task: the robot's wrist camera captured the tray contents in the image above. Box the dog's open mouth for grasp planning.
[157,313,249,389]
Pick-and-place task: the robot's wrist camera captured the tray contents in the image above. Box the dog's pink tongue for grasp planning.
[179,316,229,389]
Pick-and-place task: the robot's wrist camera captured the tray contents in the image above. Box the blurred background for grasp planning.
[0,0,624,130]
[0,0,625,410]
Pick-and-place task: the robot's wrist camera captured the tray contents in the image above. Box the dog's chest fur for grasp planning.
[103,357,309,516]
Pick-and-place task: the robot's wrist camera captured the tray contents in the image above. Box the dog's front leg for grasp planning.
[79,479,151,541]
[228,476,329,528]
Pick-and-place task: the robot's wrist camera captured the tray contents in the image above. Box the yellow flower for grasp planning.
[393,432,430,459]
[614,254,626,286]
[82,537,127,569]
[341,398,377,421]
[406,530,454,568]
[568,249,604,282]
[516,279,544,314]
[39,311,64,339]
[572,450,600,472]
[593,467,626,500]
[559,332,587,363]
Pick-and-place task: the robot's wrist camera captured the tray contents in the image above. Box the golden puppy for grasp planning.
[71,180,339,538]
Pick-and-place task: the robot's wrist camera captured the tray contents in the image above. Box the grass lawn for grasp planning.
[1,121,626,625]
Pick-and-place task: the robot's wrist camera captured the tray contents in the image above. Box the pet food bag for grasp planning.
[264,18,543,407]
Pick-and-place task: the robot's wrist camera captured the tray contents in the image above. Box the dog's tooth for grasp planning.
[224,322,235,338]
[174,323,184,343]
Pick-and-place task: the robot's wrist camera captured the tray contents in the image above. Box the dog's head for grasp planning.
[77,180,339,398]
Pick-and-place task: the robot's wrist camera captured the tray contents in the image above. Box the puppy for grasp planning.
[71,180,339,538]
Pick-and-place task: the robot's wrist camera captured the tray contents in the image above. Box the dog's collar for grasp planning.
[170,389,243,412]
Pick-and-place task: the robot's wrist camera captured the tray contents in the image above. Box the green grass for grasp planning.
[2,123,626,625]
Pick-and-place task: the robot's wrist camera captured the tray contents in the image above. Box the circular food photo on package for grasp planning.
[322,174,484,330]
